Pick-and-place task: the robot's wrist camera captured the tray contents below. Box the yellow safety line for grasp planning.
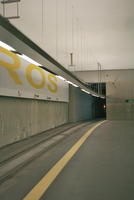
[23,120,106,200]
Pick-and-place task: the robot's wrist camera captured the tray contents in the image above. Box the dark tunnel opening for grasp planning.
[86,82,106,119]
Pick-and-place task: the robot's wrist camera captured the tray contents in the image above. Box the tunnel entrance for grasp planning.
[86,82,106,119]
[92,97,106,119]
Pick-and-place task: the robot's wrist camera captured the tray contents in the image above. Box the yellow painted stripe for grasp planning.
[23,120,106,200]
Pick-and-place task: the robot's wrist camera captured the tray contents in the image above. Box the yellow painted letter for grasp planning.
[47,74,58,93]
[0,47,22,85]
[26,64,45,89]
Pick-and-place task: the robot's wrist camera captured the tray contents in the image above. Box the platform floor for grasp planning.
[0,120,134,200]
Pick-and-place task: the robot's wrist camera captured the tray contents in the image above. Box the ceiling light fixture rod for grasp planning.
[70,52,73,66]
[97,62,102,95]
[2,0,5,17]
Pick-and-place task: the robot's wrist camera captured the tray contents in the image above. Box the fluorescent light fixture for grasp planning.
[55,76,78,87]
[81,89,90,94]
[85,91,90,94]
[81,89,86,92]
[92,94,99,97]
[66,80,73,84]
[56,75,66,81]
[19,54,42,66]
[0,41,42,66]
[0,41,15,51]
[56,77,78,87]
[66,80,78,87]
[72,83,78,87]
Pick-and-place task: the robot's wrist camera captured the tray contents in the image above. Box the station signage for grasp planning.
[0,46,69,102]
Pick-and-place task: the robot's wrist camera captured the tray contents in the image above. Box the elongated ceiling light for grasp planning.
[81,89,90,94]
[56,75,66,81]
[66,80,78,87]
[19,54,42,66]
[0,41,15,51]
[0,41,41,66]
[92,94,99,97]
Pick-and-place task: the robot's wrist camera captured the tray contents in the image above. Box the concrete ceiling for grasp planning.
[0,0,134,71]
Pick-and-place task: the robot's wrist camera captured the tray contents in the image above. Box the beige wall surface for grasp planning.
[74,69,134,83]
[0,97,68,148]
[106,81,134,120]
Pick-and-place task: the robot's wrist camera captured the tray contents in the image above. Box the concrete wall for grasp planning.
[74,69,134,83]
[74,69,134,120]
[69,85,92,122]
[107,81,134,120]
[0,96,68,148]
